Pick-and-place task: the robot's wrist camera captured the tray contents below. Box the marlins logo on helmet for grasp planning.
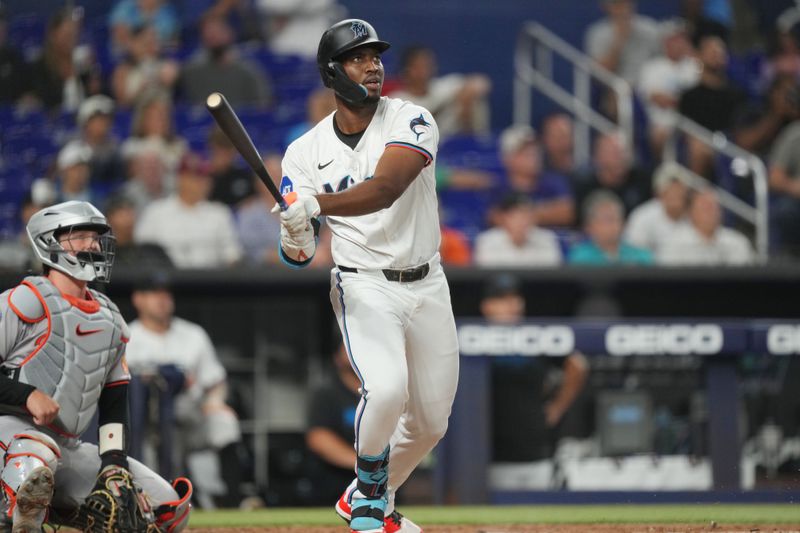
[409,114,431,141]
[351,20,369,39]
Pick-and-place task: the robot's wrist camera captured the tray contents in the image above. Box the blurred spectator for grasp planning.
[495,125,575,227]
[678,36,747,178]
[624,161,692,257]
[305,342,360,504]
[175,0,261,41]
[235,153,281,264]
[121,91,188,188]
[126,274,246,508]
[119,142,170,212]
[767,116,800,255]
[575,132,651,226]
[60,95,125,186]
[178,15,272,108]
[540,112,579,179]
[26,7,102,111]
[285,87,336,147]
[480,273,589,462]
[733,74,800,157]
[390,46,491,139]
[474,193,562,268]
[760,28,800,88]
[256,0,343,58]
[207,126,257,208]
[637,19,701,158]
[105,195,172,270]
[135,152,244,268]
[111,24,180,108]
[109,0,179,57]
[584,0,660,85]
[0,5,29,104]
[681,0,730,46]
[55,143,93,203]
[440,223,472,267]
[569,190,654,265]
[657,186,754,265]
[0,181,55,270]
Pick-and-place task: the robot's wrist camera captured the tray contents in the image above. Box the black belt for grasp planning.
[338,263,430,282]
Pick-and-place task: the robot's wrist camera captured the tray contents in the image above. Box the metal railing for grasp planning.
[513,22,769,263]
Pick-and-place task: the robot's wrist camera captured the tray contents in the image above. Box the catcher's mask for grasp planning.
[27,200,116,283]
[317,19,390,105]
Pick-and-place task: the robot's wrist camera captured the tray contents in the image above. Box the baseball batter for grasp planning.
[275,19,459,533]
[0,201,192,532]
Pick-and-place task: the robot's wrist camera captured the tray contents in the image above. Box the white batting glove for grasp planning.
[271,192,321,236]
[280,222,316,264]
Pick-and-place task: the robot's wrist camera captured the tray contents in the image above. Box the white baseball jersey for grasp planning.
[281,96,441,269]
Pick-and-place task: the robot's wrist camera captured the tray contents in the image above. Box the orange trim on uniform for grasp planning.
[104,379,130,388]
[12,434,61,458]
[121,335,130,344]
[4,453,49,467]
[7,286,45,323]
[168,508,190,532]
[3,482,16,517]
[61,291,100,314]
[43,424,77,439]
[0,440,7,451]
[17,282,51,368]
[160,478,192,509]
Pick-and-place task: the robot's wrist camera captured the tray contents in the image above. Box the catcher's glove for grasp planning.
[79,465,159,533]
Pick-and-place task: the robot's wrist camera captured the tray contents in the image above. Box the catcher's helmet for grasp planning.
[27,200,116,282]
[317,19,390,104]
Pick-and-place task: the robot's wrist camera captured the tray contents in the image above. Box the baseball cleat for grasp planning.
[336,490,423,533]
[11,466,54,533]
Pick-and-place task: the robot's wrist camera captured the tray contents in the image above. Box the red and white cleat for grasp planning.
[336,490,423,533]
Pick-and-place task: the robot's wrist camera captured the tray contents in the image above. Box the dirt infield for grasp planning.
[189,525,800,533]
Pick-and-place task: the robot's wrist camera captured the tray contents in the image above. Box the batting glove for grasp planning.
[280,222,316,264]
[271,192,321,236]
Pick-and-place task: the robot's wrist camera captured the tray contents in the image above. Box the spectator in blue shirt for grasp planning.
[569,190,653,265]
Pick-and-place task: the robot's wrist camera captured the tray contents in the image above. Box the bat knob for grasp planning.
[206,92,224,109]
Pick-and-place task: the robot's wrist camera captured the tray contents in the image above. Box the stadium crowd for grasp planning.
[3,0,800,273]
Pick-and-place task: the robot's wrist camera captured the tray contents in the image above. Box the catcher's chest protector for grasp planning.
[16,277,126,436]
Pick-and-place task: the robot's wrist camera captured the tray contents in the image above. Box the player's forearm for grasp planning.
[552,353,589,413]
[0,372,36,406]
[98,383,131,468]
[316,177,404,216]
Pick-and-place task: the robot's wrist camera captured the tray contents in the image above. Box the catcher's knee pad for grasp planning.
[154,478,192,533]
[1,432,60,494]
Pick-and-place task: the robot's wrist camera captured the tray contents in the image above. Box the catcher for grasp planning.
[0,201,192,532]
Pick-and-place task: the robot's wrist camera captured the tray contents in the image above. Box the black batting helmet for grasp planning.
[317,19,390,104]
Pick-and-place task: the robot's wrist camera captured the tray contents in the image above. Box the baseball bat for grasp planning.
[205,92,288,211]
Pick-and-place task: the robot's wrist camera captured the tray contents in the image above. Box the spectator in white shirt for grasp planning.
[474,193,562,268]
[657,186,754,266]
[637,19,700,158]
[624,161,692,256]
[135,152,243,268]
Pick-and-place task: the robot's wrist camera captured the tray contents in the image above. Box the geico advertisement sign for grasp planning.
[767,325,800,354]
[605,324,723,355]
[458,325,575,356]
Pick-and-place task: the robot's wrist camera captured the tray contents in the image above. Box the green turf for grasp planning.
[189,504,800,527]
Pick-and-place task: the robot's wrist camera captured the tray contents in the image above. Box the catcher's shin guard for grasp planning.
[154,478,192,533]
[0,433,60,532]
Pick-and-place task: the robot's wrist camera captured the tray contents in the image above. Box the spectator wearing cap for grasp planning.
[474,193,562,268]
[0,4,30,104]
[55,143,93,203]
[623,161,692,257]
[135,152,243,268]
[61,95,125,187]
[574,132,652,227]
[480,274,589,462]
[657,186,754,266]
[494,125,575,227]
[568,190,653,266]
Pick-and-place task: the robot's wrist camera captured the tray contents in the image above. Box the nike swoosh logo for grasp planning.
[317,160,334,170]
[76,324,103,336]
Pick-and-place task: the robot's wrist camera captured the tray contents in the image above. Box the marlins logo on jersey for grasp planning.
[410,114,431,141]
